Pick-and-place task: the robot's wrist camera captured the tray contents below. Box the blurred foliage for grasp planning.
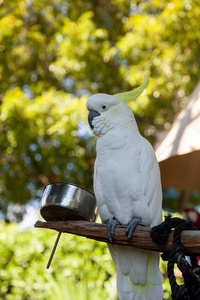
[0,88,95,214]
[0,221,117,300]
[0,221,175,299]
[1,0,200,212]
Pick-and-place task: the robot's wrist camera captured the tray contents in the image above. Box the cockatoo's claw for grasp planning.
[126,218,145,243]
[107,217,120,244]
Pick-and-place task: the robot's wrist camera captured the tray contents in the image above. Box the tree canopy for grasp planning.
[0,0,200,216]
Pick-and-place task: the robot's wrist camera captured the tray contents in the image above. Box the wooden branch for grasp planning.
[35,220,200,254]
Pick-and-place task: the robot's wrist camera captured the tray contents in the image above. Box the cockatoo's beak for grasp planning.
[88,110,100,129]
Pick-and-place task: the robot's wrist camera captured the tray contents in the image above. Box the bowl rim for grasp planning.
[43,181,95,197]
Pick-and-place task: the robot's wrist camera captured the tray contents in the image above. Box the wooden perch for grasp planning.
[35,220,200,254]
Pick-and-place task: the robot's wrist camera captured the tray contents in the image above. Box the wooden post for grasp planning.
[35,220,200,254]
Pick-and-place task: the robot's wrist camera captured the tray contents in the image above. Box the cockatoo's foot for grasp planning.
[107,217,120,244]
[126,217,145,243]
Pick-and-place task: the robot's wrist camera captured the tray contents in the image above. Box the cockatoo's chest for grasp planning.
[94,138,144,224]
[97,147,140,185]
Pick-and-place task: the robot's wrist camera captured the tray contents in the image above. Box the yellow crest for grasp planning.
[113,72,149,103]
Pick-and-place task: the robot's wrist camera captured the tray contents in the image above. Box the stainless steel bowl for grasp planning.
[40,182,98,222]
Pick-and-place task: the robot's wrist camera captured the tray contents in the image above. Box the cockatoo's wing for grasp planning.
[139,136,163,227]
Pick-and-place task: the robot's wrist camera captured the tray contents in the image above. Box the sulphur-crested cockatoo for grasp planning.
[86,73,163,300]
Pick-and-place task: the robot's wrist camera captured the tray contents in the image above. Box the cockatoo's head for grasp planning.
[86,94,130,136]
[86,73,149,136]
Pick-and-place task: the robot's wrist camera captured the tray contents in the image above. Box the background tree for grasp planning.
[0,0,200,217]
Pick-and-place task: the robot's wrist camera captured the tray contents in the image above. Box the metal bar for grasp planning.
[46,232,62,269]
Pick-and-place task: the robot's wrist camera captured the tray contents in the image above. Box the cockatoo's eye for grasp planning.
[101,104,109,112]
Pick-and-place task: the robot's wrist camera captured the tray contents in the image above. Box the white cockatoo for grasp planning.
[86,73,163,300]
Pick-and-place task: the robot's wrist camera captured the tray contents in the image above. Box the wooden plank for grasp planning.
[34,220,200,254]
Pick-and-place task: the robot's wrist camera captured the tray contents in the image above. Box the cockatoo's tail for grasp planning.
[113,72,149,103]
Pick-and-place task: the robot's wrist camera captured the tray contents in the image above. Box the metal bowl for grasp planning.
[40,182,98,222]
